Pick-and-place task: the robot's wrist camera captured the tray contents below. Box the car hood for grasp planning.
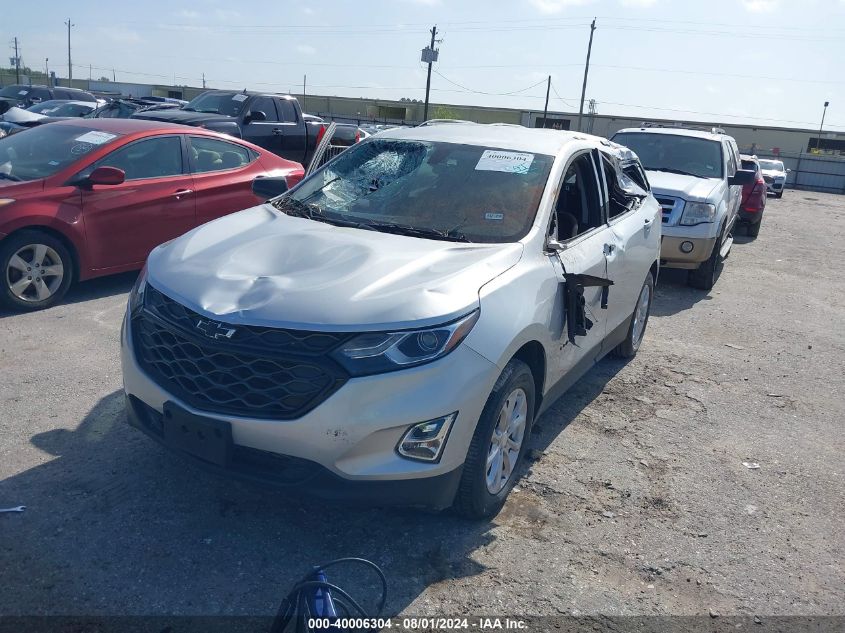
[146,205,523,331]
[0,107,44,123]
[645,171,721,202]
[761,169,786,178]
[132,108,233,125]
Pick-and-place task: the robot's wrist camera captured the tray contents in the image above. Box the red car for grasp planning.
[0,119,303,311]
[737,154,767,238]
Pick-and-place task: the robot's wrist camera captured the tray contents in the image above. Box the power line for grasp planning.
[433,70,548,97]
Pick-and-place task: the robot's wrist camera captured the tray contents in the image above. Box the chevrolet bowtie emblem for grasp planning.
[195,319,237,340]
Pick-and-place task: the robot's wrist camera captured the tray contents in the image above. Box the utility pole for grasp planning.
[422,25,439,122]
[13,37,20,83]
[202,72,206,89]
[577,18,596,133]
[112,68,115,82]
[815,101,830,152]
[303,74,306,112]
[65,19,74,84]
[542,75,551,128]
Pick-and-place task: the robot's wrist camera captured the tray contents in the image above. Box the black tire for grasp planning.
[687,227,723,291]
[746,218,762,238]
[453,359,536,519]
[775,191,783,199]
[611,272,654,359]
[0,231,74,312]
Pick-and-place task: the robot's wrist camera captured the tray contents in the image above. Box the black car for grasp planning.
[0,84,97,114]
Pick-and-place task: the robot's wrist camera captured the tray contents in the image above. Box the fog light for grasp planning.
[397,413,457,462]
[680,240,694,254]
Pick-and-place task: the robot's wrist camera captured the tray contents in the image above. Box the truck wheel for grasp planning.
[688,230,723,291]
[746,218,762,238]
[0,231,74,312]
[453,359,535,519]
[611,272,654,359]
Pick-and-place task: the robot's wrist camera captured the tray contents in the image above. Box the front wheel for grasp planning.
[0,231,74,312]
[775,191,783,199]
[688,228,723,291]
[453,359,535,519]
[612,272,654,359]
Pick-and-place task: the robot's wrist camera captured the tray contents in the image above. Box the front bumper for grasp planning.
[659,235,717,269]
[121,311,499,507]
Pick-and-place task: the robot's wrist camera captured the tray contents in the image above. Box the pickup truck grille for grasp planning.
[655,196,681,224]
[132,285,351,420]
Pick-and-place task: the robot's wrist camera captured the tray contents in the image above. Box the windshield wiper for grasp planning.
[651,167,704,178]
[0,173,22,182]
[362,222,471,242]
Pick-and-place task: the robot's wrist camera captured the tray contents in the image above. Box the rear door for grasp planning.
[80,135,196,270]
[186,134,263,226]
[724,140,741,229]
[598,150,658,335]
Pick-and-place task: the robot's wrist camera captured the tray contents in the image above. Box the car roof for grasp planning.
[378,122,601,156]
[615,126,731,141]
[49,118,192,134]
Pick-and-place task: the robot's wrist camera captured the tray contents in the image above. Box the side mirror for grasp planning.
[252,175,288,200]
[786,168,791,173]
[729,169,756,186]
[244,110,266,123]
[88,166,125,186]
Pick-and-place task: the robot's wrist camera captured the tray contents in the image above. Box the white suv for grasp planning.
[612,127,755,290]
[121,124,660,518]
[757,158,789,198]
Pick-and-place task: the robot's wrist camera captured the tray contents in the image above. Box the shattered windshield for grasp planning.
[276,139,553,243]
[183,92,246,116]
[612,132,724,180]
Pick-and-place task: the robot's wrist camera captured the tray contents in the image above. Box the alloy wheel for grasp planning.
[630,282,651,350]
[6,243,65,303]
[486,387,528,494]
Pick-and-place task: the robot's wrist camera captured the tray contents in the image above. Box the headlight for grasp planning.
[128,265,148,314]
[332,310,479,376]
[679,202,716,226]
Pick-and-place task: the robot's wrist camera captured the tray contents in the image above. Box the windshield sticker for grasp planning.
[18,90,28,95]
[475,150,534,174]
[48,160,60,166]
[74,131,117,145]
[484,212,504,221]
[232,94,248,102]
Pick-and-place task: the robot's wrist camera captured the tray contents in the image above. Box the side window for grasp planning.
[550,153,604,241]
[189,136,256,173]
[623,161,649,191]
[276,99,297,122]
[31,88,51,101]
[94,136,184,180]
[249,97,279,122]
[725,141,737,177]
[600,153,634,220]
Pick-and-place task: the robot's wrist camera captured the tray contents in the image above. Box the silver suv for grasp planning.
[121,124,661,518]
[612,127,755,290]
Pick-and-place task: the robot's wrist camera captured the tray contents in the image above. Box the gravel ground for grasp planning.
[0,191,843,620]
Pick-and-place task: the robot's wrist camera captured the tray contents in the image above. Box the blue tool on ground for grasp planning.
[271,557,387,633]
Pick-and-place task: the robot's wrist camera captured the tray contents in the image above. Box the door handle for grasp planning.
[272,128,284,135]
[603,243,615,255]
[173,189,193,199]
[644,218,652,226]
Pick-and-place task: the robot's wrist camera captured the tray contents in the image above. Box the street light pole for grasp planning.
[65,19,74,84]
[577,18,596,133]
[815,101,830,152]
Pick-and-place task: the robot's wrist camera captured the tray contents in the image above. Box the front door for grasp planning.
[81,135,196,270]
[240,96,283,155]
[547,150,613,383]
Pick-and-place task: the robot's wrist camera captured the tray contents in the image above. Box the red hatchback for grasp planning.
[0,119,303,310]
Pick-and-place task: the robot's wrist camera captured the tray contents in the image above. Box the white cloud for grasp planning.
[528,0,593,12]
[741,0,779,12]
[296,44,317,55]
[620,0,657,6]
[175,9,199,19]
[99,27,142,43]
[302,7,315,14]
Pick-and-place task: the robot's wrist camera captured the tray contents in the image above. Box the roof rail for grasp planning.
[417,119,475,127]
[638,122,727,135]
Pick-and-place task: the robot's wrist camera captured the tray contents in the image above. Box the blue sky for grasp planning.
[5,0,845,129]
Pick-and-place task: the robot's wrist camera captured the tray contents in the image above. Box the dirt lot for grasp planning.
[1,191,843,621]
